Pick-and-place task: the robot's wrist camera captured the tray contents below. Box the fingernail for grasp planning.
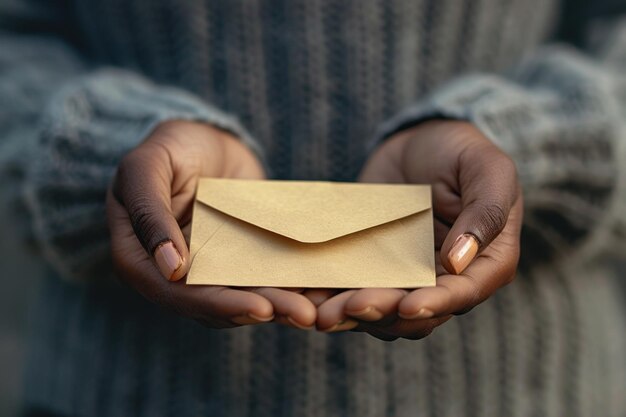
[286,316,315,330]
[322,319,359,333]
[154,241,183,281]
[447,234,479,274]
[399,308,434,320]
[232,313,274,325]
[346,306,384,321]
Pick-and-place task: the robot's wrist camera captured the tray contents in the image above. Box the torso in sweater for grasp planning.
[12,1,626,416]
[73,0,559,180]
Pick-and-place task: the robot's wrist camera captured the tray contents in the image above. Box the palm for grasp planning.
[360,136,521,280]
[108,121,317,330]
[312,121,522,340]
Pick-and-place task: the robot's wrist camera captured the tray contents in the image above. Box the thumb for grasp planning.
[441,146,518,275]
[113,148,190,281]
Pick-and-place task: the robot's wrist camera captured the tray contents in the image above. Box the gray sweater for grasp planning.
[1,0,625,416]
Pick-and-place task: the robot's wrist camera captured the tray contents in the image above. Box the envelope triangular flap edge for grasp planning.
[194,179,432,243]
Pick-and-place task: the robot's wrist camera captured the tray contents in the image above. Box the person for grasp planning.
[1,0,625,416]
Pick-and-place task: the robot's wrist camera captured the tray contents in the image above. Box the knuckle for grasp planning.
[476,201,508,241]
[128,194,155,224]
[113,150,154,204]
[128,195,168,252]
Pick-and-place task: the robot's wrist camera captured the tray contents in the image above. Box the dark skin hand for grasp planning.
[107,119,521,339]
[106,120,317,330]
[306,120,523,341]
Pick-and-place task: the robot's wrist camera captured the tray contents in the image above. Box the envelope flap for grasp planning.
[195,179,431,243]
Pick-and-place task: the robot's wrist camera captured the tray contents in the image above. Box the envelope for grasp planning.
[186,179,435,288]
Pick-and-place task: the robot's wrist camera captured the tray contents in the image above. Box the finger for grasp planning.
[400,234,520,318]
[302,289,340,307]
[181,286,275,326]
[399,272,495,319]
[316,290,359,332]
[441,146,518,274]
[401,196,521,318]
[250,288,318,330]
[107,190,275,325]
[343,288,407,322]
[113,146,189,281]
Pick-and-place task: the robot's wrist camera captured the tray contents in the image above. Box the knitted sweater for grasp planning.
[1,0,626,416]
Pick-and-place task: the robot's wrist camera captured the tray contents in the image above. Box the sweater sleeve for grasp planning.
[0,19,262,283]
[374,15,626,269]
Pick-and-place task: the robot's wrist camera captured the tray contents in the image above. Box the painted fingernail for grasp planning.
[322,319,359,333]
[154,241,183,281]
[232,313,274,325]
[286,316,315,330]
[447,234,479,274]
[346,306,384,321]
[399,308,434,320]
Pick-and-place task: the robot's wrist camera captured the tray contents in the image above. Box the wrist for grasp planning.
[390,119,477,142]
[148,119,261,176]
[374,120,461,173]
[376,119,494,182]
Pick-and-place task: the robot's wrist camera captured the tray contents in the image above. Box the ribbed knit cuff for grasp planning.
[373,74,522,156]
[25,69,264,283]
[371,71,599,190]
[41,68,265,165]
[374,65,626,263]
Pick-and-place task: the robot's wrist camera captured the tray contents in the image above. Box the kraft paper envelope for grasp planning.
[186,179,435,288]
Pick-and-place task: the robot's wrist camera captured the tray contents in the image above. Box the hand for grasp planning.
[106,120,316,329]
[312,120,523,340]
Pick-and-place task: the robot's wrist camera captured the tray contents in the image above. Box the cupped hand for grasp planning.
[312,120,523,340]
[106,120,316,329]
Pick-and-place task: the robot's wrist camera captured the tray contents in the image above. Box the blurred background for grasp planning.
[0,200,43,416]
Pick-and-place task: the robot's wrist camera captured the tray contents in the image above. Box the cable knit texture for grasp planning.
[1,1,625,416]
[27,70,262,282]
